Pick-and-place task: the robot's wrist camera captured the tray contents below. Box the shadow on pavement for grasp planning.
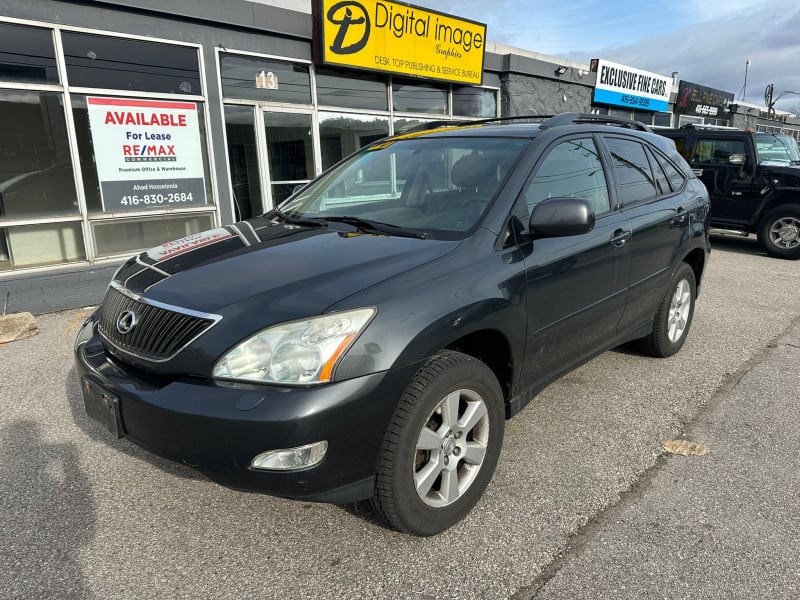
[64,367,206,483]
[0,420,96,599]
[710,234,768,258]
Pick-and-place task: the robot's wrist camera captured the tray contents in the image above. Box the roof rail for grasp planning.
[678,123,740,131]
[397,113,654,135]
[541,113,653,132]
[397,114,556,135]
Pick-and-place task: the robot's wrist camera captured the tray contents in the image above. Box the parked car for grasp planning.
[656,125,800,259]
[75,113,710,536]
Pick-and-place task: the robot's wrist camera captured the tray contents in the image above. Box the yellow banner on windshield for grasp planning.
[315,0,486,85]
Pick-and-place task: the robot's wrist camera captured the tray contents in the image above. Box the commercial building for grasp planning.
[1,0,798,313]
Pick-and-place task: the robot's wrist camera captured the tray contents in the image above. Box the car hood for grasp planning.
[113,216,458,321]
[760,164,800,186]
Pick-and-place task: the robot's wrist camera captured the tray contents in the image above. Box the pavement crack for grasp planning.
[513,314,800,600]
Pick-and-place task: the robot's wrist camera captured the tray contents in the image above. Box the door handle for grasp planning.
[610,229,631,246]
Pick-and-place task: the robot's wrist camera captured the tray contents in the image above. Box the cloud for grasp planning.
[411,0,800,109]
[588,1,800,109]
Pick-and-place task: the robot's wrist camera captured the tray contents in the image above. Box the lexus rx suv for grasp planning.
[75,113,710,536]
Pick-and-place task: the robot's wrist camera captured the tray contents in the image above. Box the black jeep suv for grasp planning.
[658,126,800,259]
[75,114,710,536]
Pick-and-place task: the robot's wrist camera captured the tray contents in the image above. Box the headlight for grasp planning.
[212,308,376,385]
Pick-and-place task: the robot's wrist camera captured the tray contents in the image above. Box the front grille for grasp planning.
[98,286,217,362]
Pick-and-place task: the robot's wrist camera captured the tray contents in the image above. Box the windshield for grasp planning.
[279,136,529,238]
[755,133,800,165]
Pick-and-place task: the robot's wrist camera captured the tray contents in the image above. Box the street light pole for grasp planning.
[742,59,751,102]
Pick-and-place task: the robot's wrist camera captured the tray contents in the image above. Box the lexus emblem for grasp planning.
[116,310,138,335]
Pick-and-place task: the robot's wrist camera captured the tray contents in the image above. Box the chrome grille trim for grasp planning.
[98,281,222,363]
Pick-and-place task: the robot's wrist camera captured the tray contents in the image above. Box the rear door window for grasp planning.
[603,137,658,206]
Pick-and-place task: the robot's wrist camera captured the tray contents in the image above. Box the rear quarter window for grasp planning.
[656,149,687,192]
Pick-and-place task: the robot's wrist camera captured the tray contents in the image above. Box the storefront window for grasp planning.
[224,105,263,221]
[92,213,214,257]
[62,32,201,95]
[315,67,388,110]
[319,113,389,170]
[70,95,214,214]
[678,114,704,127]
[653,112,672,127]
[0,22,59,84]
[221,54,311,105]
[393,117,433,134]
[264,112,315,204]
[0,222,85,271]
[453,86,497,118]
[0,90,79,219]
[392,81,447,115]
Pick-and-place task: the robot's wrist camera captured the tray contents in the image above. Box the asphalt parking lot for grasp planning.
[1,234,799,599]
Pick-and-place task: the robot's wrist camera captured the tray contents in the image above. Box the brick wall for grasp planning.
[0,264,121,315]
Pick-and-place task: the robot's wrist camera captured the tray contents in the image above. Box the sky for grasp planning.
[408,0,800,111]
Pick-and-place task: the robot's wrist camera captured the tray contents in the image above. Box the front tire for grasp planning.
[637,263,696,357]
[371,351,505,536]
[757,205,800,259]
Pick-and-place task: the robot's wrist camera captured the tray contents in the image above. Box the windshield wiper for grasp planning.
[267,207,328,228]
[316,216,427,239]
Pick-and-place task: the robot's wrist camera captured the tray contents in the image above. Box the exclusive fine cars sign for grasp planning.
[86,96,206,212]
[590,58,671,112]
[313,0,486,85]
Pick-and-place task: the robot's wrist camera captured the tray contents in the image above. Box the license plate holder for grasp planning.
[81,377,123,439]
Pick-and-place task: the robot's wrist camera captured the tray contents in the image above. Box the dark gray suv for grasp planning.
[75,113,710,536]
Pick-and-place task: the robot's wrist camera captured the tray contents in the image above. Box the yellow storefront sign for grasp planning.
[314,0,486,85]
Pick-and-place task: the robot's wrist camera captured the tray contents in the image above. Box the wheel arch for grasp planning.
[682,248,707,296]
[445,329,514,409]
[753,192,800,227]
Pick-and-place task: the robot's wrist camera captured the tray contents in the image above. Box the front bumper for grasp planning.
[74,319,416,503]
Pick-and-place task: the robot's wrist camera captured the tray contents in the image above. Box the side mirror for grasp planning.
[529,197,595,238]
[728,154,746,166]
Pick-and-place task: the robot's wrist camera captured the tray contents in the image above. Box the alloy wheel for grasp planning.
[668,279,692,343]
[413,389,490,508]
[768,216,800,249]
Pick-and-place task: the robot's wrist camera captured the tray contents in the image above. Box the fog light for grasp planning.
[250,441,328,471]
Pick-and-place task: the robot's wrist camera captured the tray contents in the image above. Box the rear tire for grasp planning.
[371,351,505,536]
[757,205,800,259]
[637,263,696,357]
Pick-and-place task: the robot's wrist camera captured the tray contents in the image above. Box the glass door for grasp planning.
[263,111,317,206]
[223,106,318,218]
[224,105,263,221]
